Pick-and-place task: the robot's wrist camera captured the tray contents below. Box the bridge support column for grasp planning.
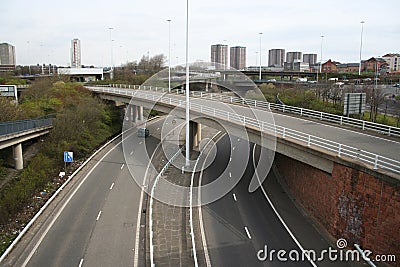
[13,143,23,170]
[189,121,201,149]
[132,105,137,124]
[138,106,143,121]
[193,123,202,147]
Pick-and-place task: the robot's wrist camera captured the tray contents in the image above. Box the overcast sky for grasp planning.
[1,0,399,67]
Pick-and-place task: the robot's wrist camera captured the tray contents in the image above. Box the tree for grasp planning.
[137,54,166,74]
[364,84,385,122]
[0,98,22,122]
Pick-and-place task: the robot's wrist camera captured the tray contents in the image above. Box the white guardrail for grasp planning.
[89,86,400,175]
[102,83,400,138]
[149,148,183,267]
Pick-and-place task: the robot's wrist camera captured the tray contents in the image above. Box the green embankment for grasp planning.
[0,80,122,253]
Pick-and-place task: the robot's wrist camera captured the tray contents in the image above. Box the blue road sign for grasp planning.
[64,151,73,163]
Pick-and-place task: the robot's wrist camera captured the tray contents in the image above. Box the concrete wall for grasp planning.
[275,153,400,265]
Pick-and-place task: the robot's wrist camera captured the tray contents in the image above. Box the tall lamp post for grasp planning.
[318,35,324,82]
[167,19,172,93]
[259,32,262,80]
[185,0,190,167]
[359,21,365,76]
[108,27,114,80]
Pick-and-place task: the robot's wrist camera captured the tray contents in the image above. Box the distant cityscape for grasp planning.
[210,43,399,74]
[0,40,399,75]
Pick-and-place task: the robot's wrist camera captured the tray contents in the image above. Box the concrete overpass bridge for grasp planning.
[87,85,400,181]
[0,116,53,169]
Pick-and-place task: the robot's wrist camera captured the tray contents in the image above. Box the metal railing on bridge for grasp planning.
[101,83,400,138]
[89,86,400,175]
[0,115,54,137]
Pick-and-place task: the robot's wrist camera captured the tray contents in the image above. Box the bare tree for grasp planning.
[364,84,385,122]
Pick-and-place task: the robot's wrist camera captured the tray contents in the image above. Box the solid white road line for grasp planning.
[96,211,102,221]
[120,164,125,170]
[133,116,166,267]
[21,140,123,267]
[109,182,115,190]
[198,131,223,267]
[78,258,83,267]
[244,227,252,239]
[233,193,237,202]
[252,143,318,267]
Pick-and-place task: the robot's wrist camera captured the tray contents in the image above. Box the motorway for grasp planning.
[1,118,167,267]
[199,135,360,267]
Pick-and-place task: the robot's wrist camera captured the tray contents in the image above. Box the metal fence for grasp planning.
[0,116,54,136]
[88,86,400,175]
[103,83,400,138]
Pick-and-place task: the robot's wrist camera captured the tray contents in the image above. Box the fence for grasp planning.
[103,84,400,138]
[0,116,54,136]
[88,87,400,175]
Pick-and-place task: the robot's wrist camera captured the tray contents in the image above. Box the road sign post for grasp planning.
[63,151,73,174]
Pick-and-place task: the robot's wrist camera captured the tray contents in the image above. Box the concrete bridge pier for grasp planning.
[125,105,135,125]
[189,121,202,149]
[132,105,137,123]
[13,143,23,170]
[138,106,143,121]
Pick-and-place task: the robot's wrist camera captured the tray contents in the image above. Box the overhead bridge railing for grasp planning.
[0,115,54,137]
[89,87,400,175]
[97,83,400,138]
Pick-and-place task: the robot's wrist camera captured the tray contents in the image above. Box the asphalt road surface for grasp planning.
[2,117,166,267]
[199,135,360,267]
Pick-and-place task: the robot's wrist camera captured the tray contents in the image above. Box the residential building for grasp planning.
[321,59,340,73]
[230,46,246,70]
[268,49,285,67]
[211,44,228,68]
[303,54,317,65]
[382,53,400,73]
[0,43,16,72]
[337,63,360,73]
[71,38,81,68]
[286,51,302,64]
[363,57,388,72]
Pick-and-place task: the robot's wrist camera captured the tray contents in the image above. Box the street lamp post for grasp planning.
[259,32,262,81]
[167,19,172,93]
[359,21,365,76]
[27,41,31,75]
[108,27,114,80]
[318,35,324,82]
[255,51,258,66]
[185,0,190,167]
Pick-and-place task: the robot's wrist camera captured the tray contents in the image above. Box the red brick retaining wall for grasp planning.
[275,153,400,266]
